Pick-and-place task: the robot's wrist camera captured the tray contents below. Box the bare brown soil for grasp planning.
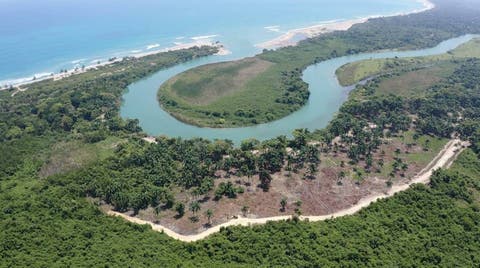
[102,134,445,235]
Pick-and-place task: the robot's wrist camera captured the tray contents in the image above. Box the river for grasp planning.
[120,35,475,143]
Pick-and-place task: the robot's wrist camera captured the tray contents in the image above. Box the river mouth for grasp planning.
[120,35,475,143]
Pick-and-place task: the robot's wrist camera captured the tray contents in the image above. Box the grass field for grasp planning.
[336,38,480,87]
[162,58,273,105]
[39,137,124,178]
[397,130,448,166]
[374,62,456,97]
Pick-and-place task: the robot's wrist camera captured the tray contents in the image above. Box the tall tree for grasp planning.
[259,169,272,192]
[280,197,287,212]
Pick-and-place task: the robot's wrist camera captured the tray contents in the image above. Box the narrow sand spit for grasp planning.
[257,18,369,49]
[108,139,467,242]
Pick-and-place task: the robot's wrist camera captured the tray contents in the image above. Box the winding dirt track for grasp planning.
[107,139,467,242]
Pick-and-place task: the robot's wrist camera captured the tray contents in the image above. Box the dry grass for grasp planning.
[375,65,450,97]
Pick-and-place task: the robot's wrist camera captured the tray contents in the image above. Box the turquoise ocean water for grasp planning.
[0,0,423,85]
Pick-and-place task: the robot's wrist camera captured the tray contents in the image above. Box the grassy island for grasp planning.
[158,57,309,127]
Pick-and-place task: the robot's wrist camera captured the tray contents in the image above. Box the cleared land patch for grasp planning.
[39,137,123,178]
[104,133,451,235]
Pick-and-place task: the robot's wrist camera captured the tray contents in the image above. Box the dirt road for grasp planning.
[107,139,467,242]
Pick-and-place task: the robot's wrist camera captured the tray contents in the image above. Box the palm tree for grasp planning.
[190,201,201,216]
[154,206,161,216]
[241,206,249,217]
[205,209,213,226]
[280,198,287,212]
[175,203,185,218]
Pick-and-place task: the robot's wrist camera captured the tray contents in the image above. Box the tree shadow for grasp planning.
[199,196,210,203]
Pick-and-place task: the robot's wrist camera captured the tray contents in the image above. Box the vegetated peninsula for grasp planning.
[2,0,480,267]
[336,38,480,87]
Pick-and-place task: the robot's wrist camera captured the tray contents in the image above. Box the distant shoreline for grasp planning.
[256,0,435,49]
[2,40,230,90]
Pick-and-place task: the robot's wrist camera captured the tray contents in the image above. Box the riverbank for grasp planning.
[257,0,435,49]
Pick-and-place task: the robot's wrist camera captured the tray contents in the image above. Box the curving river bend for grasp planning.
[120,35,475,143]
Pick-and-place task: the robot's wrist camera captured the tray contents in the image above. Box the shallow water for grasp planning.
[121,35,475,143]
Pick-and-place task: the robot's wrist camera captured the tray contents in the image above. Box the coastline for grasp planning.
[2,40,230,91]
[256,0,435,49]
[2,0,433,91]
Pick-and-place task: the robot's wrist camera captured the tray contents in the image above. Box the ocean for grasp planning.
[0,0,423,86]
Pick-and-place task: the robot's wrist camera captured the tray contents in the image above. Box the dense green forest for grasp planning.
[2,146,480,266]
[0,46,218,144]
[1,0,480,266]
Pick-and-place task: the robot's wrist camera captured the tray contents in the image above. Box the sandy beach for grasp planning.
[257,0,435,49]
[4,40,230,91]
[257,18,369,49]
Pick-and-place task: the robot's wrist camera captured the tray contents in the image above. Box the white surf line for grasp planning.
[5,41,227,92]
[107,139,467,242]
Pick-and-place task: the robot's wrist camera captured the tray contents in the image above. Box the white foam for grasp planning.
[71,59,86,64]
[191,34,218,40]
[130,50,142,53]
[146,44,161,50]
[315,19,344,24]
[35,72,54,78]
[0,72,54,87]
[175,36,185,40]
[90,59,104,64]
[264,25,281,33]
